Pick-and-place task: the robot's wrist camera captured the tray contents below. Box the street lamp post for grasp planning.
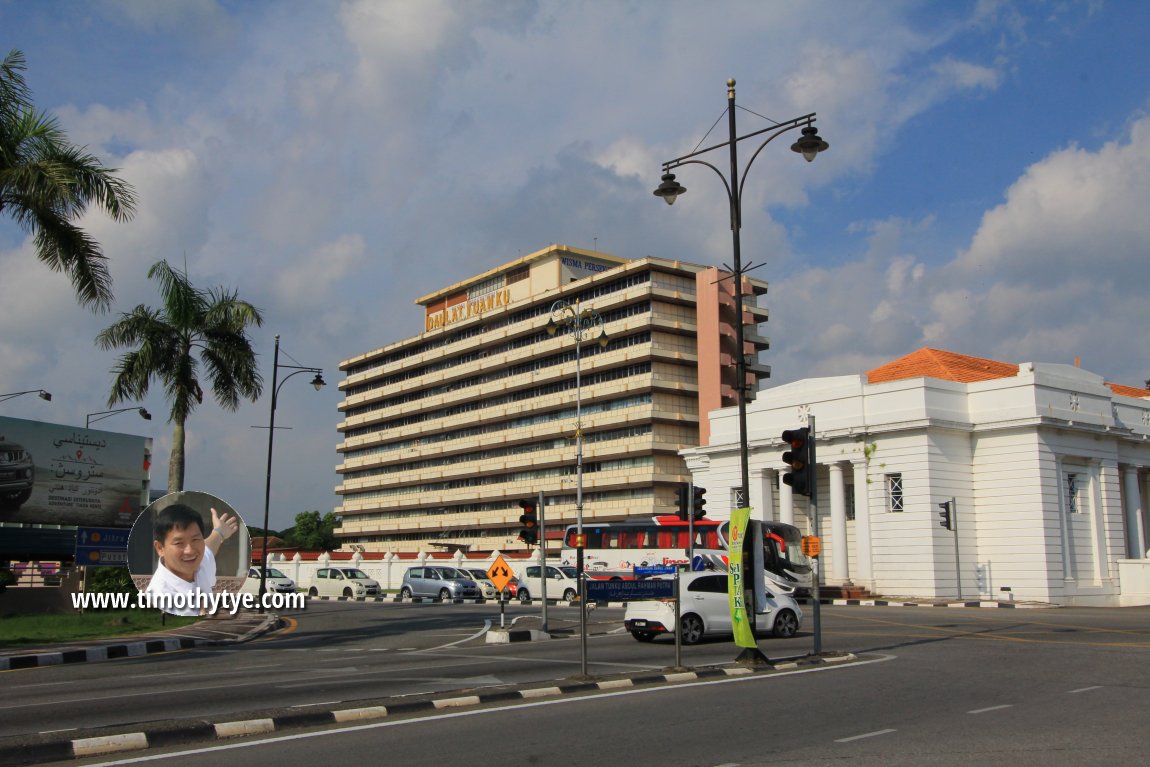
[0,389,52,404]
[260,334,325,606]
[86,407,151,428]
[547,299,608,677]
[656,79,828,662]
[655,78,828,511]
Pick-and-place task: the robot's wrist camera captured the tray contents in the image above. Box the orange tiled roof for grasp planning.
[865,348,1018,385]
[1106,382,1150,398]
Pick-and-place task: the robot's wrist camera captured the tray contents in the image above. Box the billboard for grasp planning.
[0,415,151,527]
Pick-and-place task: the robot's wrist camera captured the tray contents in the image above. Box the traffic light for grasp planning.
[938,500,954,531]
[691,485,707,520]
[781,428,813,497]
[675,483,690,520]
[518,499,539,545]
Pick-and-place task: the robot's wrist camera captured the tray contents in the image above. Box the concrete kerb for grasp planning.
[0,612,282,671]
[0,651,861,766]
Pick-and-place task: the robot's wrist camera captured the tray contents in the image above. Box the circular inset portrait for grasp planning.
[127,490,251,616]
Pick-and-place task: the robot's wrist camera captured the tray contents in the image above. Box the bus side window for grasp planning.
[656,530,673,548]
[700,530,719,549]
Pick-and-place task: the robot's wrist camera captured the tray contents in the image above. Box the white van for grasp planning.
[514,564,579,603]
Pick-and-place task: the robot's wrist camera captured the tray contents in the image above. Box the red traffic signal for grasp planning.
[781,427,813,497]
[518,499,539,545]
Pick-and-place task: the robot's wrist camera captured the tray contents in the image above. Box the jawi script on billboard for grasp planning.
[0,415,150,527]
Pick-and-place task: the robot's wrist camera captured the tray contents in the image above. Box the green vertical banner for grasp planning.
[727,506,756,648]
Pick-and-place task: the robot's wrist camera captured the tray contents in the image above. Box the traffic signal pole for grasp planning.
[539,489,548,633]
[952,497,962,600]
[808,416,821,656]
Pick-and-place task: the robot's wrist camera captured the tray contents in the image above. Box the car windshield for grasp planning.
[469,570,488,579]
[266,568,286,578]
[341,569,369,579]
[560,566,578,578]
[443,567,468,579]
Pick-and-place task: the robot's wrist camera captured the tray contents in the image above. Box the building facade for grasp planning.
[683,348,1150,606]
[335,245,768,553]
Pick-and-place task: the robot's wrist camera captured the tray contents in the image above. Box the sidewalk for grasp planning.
[0,611,280,671]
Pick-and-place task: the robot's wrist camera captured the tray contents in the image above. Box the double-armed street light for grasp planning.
[656,79,828,664]
[86,407,151,428]
[654,77,828,513]
[259,334,325,604]
[546,298,608,677]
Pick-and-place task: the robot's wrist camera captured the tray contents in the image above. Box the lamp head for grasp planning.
[790,125,829,163]
[653,171,686,205]
[311,372,326,391]
[546,317,558,337]
[139,408,152,421]
[38,390,52,401]
[598,329,609,348]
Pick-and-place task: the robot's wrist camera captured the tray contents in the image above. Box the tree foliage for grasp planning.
[0,49,136,310]
[283,511,340,551]
[96,260,264,491]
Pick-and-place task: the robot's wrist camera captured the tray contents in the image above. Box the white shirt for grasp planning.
[145,546,217,616]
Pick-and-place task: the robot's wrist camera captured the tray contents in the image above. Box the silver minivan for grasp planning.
[399,566,481,600]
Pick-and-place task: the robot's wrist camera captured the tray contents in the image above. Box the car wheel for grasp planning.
[518,589,531,604]
[680,614,705,645]
[343,587,353,597]
[772,609,799,638]
[631,630,656,642]
[563,588,577,602]
[439,588,452,601]
[400,586,412,599]
[308,586,318,597]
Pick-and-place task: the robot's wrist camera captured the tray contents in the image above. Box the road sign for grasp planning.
[74,526,130,567]
[801,535,822,558]
[586,579,675,601]
[634,565,677,576]
[487,555,514,593]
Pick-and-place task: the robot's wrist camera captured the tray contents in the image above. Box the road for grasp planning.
[7,601,1150,766]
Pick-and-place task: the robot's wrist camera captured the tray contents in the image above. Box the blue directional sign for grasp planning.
[633,565,677,576]
[586,579,675,601]
[74,526,130,567]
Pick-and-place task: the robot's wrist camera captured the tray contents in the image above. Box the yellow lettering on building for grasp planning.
[426,288,511,332]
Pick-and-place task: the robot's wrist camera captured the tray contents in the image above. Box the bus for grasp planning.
[559,516,812,591]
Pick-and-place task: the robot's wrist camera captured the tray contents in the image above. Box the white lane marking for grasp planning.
[419,620,491,651]
[71,654,896,766]
[835,728,896,743]
[968,704,1013,714]
[289,701,341,708]
[1068,686,1102,694]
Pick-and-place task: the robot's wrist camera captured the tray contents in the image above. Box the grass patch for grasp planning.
[0,610,198,647]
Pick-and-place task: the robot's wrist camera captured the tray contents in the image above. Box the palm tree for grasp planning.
[1,49,136,310]
[96,260,264,491]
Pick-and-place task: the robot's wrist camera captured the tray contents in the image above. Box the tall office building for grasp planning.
[335,244,767,553]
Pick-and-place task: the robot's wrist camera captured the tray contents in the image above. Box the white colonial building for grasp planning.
[682,348,1150,606]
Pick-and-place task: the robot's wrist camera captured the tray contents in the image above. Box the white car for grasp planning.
[465,568,499,599]
[623,572,802,644]
[308,567,381,598]
[514,564,580,603]
[240,566,297,594]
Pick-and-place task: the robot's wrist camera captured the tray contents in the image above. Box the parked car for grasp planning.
[399,566,481,600]
[465,568,499,599]
[308,567,381,598]
[623,572,802,644]
[240,566,297,594]
[0,439,34,510]
[514,564,580,603]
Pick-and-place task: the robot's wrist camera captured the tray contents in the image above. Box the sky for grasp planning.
[2,0,1148,533]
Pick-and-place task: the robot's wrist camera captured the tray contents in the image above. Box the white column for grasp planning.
[1055,456,1075,582]
[1087,460,1107,583]
[852,459,873,585]
[1123,467,1145,559]
[759,469,775,523]
[778,472,794,526]
[829,462,848,581]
